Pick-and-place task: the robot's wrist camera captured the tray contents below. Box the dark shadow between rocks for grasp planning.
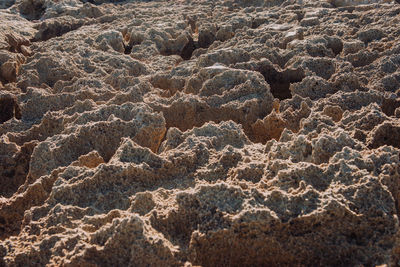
[32,19,84,42]
[0,94,21,124]
[0,141,37,198]
[381,98,400,117]
[180,37,196,60]
[368,122,400,149]
[124,44,133,55]
[327,38,343,56]
[259,65,305,100]
[19,0,46,21]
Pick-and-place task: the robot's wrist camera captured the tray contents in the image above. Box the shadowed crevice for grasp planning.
[259,65,305,100]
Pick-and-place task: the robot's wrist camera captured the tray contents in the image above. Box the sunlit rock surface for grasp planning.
[0,0,400,265]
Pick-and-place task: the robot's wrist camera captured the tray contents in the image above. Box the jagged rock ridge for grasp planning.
[0,0,400,266]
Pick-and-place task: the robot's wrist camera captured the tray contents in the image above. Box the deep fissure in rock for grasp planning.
[259,66,305,100]
[180,37,196,60]
[124,44,133,55]
[0,94,21,124]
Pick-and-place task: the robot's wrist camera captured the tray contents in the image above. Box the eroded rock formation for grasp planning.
[0,0,400,265]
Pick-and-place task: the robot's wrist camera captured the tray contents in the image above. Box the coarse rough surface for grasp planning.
[0,0,400,266]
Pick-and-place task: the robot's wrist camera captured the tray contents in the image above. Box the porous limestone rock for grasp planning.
[1,0,400,266]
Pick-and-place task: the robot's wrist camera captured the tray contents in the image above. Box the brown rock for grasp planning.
[20,45,32,57]
[0,1,400,266]
[5,32,30,53]
[322,105,343,122]
[367,121,400,149]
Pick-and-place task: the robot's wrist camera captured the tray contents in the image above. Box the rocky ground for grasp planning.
[0,0,400,265]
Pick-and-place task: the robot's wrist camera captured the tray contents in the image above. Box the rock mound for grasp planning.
[0,0,400,266]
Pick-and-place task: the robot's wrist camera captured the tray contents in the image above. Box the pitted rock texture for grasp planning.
[0,0,400,266]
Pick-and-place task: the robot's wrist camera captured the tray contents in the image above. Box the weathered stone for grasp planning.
[0,1,399,266]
